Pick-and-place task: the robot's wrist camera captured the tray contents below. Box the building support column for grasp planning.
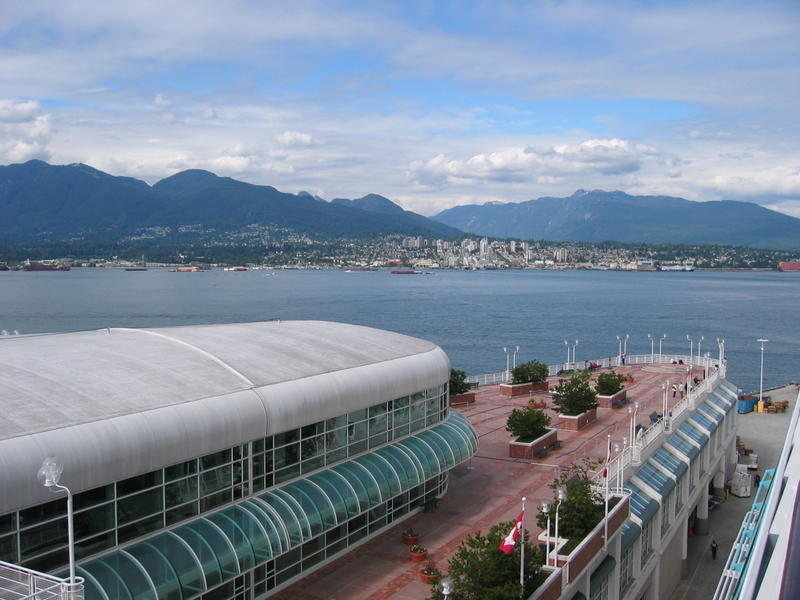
[695,486,710,535]
[681,519,690,578]
[713,469,726,500]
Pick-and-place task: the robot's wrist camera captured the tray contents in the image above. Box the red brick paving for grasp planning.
[272,363,706,600]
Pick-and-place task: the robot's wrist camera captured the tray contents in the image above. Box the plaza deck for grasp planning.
[273,361,712,600]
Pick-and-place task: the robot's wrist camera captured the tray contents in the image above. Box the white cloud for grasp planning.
[153,93,171,107]
[764,200,800,218]
[275,130,315,147]
[409,139,657,187]
[0,99,51,162]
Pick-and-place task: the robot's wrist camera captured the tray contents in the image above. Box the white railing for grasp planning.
[0,561,83,600]
[467,353,718,386]
[588,365,723,485]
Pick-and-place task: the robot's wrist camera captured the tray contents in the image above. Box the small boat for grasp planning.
[391,270,422,275]
[125,267,148,271]
[224,266,248,271]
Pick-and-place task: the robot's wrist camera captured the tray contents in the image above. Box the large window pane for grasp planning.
[166,478,199,508]
[117,488,163,525]
[117,471,162,497]
[201,449,232,471]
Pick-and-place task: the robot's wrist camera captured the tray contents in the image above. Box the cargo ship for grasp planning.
[22,260,71,271]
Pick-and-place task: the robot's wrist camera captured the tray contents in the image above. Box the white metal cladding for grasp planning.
[0,321,449,514]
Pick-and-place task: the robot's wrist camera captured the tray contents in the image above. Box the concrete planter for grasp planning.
[509,428,558,459]
[559,408,597,431]
[597,388,626,409]
[449,391,476,406]
[500,381,549,397]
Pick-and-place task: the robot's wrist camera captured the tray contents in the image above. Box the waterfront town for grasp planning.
[3,235,798,272]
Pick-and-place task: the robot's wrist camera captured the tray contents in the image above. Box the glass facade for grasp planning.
[0,379,476,600]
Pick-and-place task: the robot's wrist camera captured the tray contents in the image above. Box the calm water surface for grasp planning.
[1,269,797,393]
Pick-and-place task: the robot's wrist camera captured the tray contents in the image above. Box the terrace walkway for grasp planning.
[274,362,710,600]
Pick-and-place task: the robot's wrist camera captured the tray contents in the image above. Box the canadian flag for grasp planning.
[498,511,525,554]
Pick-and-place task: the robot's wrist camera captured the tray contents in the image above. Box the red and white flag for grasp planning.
[498,511,525,554]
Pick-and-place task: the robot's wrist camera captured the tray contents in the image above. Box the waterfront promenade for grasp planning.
[274,360,725,600]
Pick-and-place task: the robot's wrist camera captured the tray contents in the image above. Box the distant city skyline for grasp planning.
[1,1,798,217]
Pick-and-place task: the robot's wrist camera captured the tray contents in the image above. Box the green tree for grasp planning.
[506,408,551,442]
[536,459,605,541]
[595,371,625,395]
[552,371,598,416]
[426,521,545,600]
[511,360,548,384]
[449,368,471,396]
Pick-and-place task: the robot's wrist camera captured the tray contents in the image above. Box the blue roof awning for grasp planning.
[590,554,617,591]
[679,421,709,446]
[689,411,718,434]
[634,462,676,499]
[652,448,688,478]
[710,392,733,413]
[699,402,725,425]
[717,381,739,403]
[665,431,700,460]
[625,482,659,525]
[620,520,641,551]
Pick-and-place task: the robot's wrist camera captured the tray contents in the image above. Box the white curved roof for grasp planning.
[0,321,450,513]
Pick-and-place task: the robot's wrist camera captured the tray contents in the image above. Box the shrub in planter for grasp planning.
[402,527,420,545]
[506,408,551,442]
[420,560,441,584]
[536,459,605,542]
[595,371,625,396]
[512,360,548,385]
[449,368,470,396]
[409,544,428,561]
[552,371,598,416]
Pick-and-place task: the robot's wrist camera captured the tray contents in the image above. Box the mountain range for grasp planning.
[432,189,800,250]
[0,160,459,242]
[1,160,799,250]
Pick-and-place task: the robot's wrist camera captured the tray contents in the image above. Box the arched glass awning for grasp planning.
[74,411,476,600]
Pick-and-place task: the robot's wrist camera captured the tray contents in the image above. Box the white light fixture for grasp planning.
[439,575,454,598]
[38,457,75,584]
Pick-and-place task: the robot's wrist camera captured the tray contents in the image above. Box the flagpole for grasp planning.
[520,496,526,587]
[604,434,610,549]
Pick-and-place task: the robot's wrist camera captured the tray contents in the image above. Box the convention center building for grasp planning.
[0,321,478,599]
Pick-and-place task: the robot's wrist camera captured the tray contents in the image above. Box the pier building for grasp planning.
[0,321,477,599]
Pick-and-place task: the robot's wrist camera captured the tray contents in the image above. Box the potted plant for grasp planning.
[595,371,627,408]
[409,544,428,561]
[506,408,557,459]
[500,360,549,396]
[420,560,441,584]
[402,527,420,545]
[449,368,475,405]
[552,371,599,430]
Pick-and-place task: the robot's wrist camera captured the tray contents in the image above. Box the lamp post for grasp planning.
[439,576,454,599]
[659,334,667,359]
[554,487,566,567]
[604,434,611,549]
[512,345,520,370]
[565,340,579,365]
[704,352,710,381]
[628,401,639,446]
[623,334,629,355]
[503,347,510,378]
[616,335,623,364]
[614,443,623,489]
[37,457,75,584]
[686,335,694,368]
[573,340,579,365]
[542,501,551,569]
[758,338,769,404]
[647,334,654,362]
[697,336,704,367]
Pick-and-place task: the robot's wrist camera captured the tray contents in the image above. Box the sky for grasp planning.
[1,1,798,217]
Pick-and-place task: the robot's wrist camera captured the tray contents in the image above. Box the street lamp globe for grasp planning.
[37,457,63,487]
[439,575,454,597]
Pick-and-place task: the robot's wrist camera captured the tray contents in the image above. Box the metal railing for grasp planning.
[0,562,83,600]
[467,353,719,386]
